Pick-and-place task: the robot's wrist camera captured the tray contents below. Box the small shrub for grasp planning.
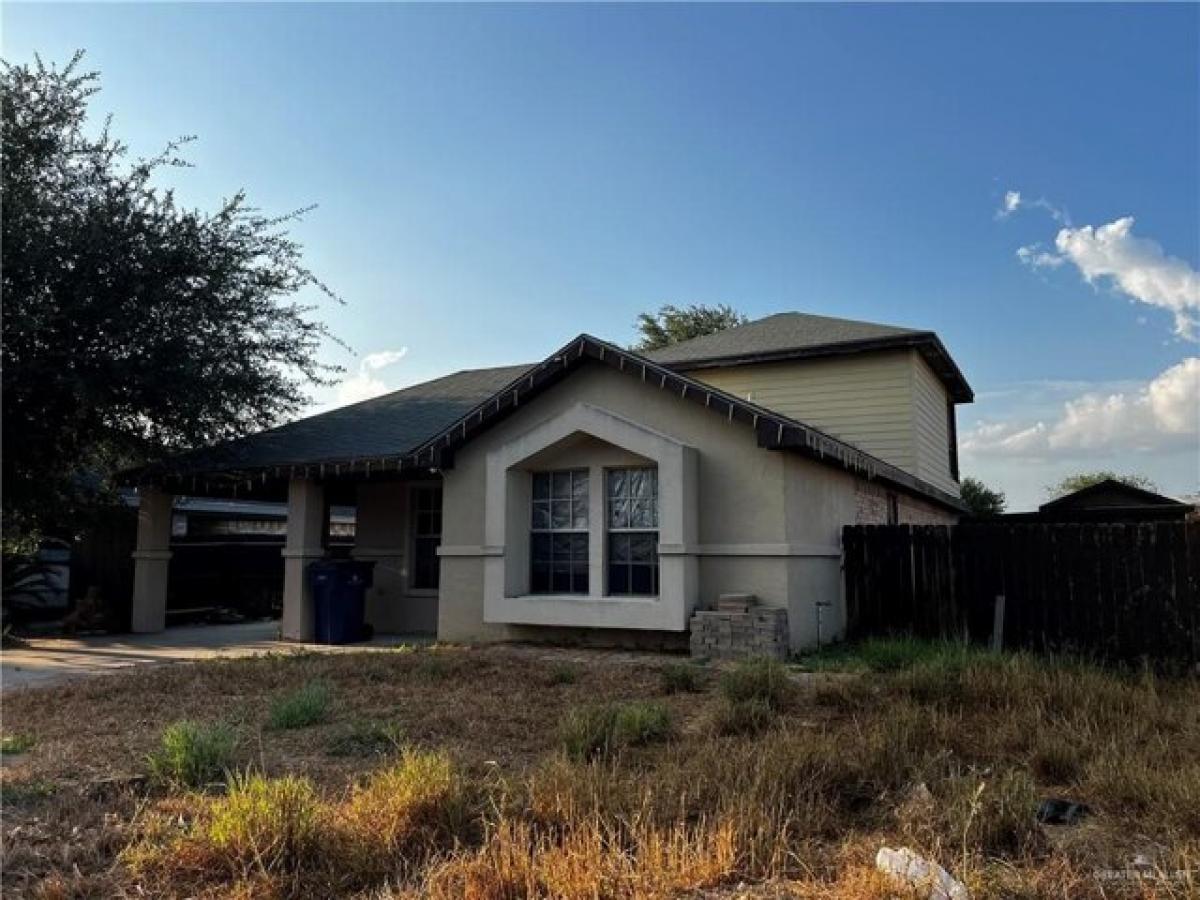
[559,701,672,760]
[718,657,791,709]
[712,697,775,736]
[0,732,36,754]
[206,772,321,875]
[612,701,671,746]
[147,720,236,788]
[269,680,331,729]
[660,661,705,694]
[327,720,403,758]
[547,663,580,686]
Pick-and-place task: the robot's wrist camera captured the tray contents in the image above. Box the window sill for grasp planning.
[486,591,681,631]
[519,593,660,603]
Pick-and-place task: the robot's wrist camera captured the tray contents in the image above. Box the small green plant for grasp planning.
[718,657,791,709]
[797,638,987,674]
[559,705,618,760]
[613,701,671,746]
[147,720,237,788]
[0,732,36,755]
[269,680,332,729]
[327,719,403,758]
[559,701,671,760]
[659,661,705,694]
[206,772,321,875]
[712,697,775,736]
[547,663,580,686]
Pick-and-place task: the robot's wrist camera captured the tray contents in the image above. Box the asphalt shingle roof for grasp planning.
[644,311,926,365]
[162,364,533,475]
[643,311,972,401]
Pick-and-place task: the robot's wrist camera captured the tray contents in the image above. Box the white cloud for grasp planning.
[335,348,409,405]
[1014,214,1200,339]
[1016,244,1065,269]
[997,190,1022,217]
[1052,217,1200,340]
[996,188,1068,222]
[963,357,1200,458]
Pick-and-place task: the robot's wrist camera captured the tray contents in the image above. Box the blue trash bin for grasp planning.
[307,559,374,644]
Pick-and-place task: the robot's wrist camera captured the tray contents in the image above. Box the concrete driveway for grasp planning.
[1,622,427,692]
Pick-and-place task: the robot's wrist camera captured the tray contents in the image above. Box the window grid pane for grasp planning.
[607,467,657,530]
[411,485,442,590]
[531,469,589,595]
[606,468,659,596]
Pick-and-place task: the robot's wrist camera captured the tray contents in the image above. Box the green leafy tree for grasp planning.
[959,476,1006,518]
[632,303,748,351]
[1,53,340,545]
[1046,472,1157,499]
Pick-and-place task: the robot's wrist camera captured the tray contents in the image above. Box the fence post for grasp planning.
[991,594,1006,652]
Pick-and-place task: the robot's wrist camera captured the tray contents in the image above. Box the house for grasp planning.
[1003,478,1194,523]
[124,312,973,653]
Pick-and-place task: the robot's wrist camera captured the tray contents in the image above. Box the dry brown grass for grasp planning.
[2,642,1198,899]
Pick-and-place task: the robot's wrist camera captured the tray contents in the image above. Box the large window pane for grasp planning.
[530,469,588,595]
[606,468,659,596]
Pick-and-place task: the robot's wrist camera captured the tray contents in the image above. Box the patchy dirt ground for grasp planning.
[2,643,1197,899]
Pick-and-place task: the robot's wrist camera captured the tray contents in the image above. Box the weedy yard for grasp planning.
[1,640,1197,898]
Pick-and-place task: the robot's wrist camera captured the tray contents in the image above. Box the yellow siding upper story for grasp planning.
[910,355,958,494]
[689,349,960,496]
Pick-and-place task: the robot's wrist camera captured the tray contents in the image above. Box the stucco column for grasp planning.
[280,477,327,641]
[130,487,174,633]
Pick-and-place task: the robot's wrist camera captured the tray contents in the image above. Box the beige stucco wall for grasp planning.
[354,480,439,634]
[689,349,961,498]
[438,360,884,652]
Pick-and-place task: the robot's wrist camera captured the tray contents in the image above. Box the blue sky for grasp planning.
[5,3,1198,509]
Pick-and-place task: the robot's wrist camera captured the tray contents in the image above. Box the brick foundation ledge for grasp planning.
[689,605,788,661]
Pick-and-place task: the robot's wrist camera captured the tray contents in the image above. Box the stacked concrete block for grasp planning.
[689,593,788,661]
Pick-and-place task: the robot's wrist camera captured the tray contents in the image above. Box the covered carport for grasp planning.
[119,365,530,640]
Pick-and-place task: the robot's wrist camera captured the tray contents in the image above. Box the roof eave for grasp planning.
[410,334,967,514]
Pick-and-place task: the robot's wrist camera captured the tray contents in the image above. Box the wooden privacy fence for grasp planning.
[842,522,1200,663]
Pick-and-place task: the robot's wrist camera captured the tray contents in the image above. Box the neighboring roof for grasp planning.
[135,333,965,512]
[1039,479,1193,515]
[645,311,974,402]
[139,364,532,478]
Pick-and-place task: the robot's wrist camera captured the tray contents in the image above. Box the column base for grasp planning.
[280,551,325,641]
[130,551,172,633]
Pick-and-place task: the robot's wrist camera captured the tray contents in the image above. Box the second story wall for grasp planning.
[687,349,959,496]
